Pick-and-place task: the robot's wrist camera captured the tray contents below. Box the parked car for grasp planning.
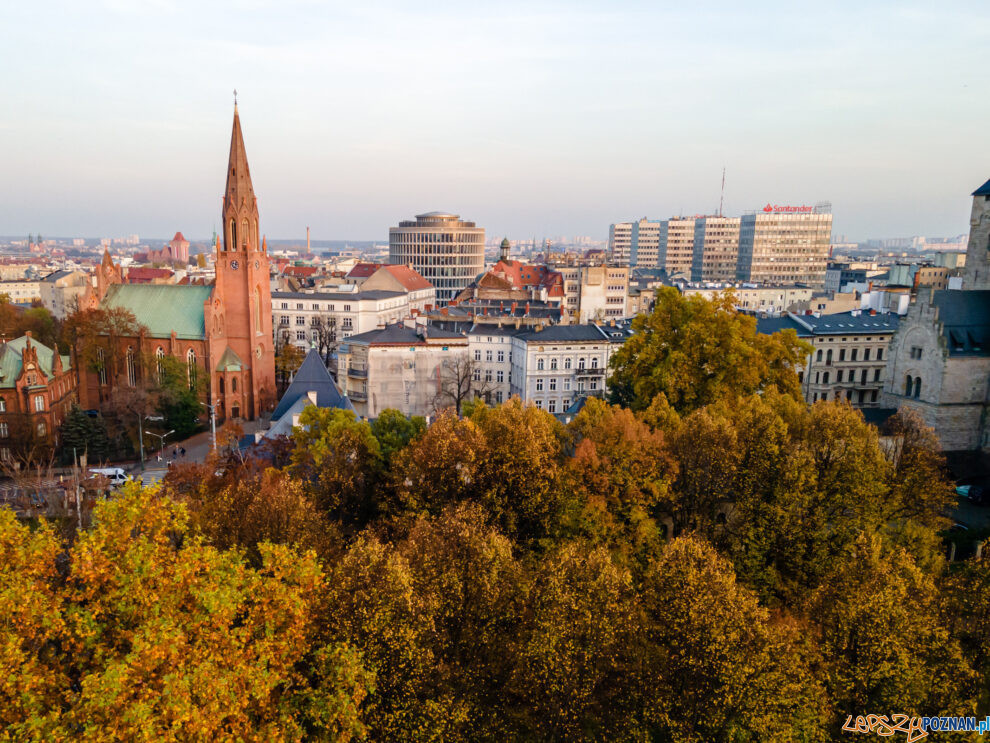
[88,468,130,488]
[956,484,987,505]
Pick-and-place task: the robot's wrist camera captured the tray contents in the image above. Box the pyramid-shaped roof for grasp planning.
[271,347,354,421]
[973,178,990,196]
[216,345,246,372]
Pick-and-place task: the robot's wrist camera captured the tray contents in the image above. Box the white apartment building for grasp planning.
[466,325,516,405]
[557,265,630,322]
[273,287,412,350]
[679,284,814,316]
[0,279,41,304]
[509,324,624,415]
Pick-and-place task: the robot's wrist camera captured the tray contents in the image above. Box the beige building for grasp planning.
[758,311,899,408]
[0,279,41,304]
[692,217,741,282]
[661,218,696,279]
[337,323,469,419]
[736,208,832,286]
[40,270,90,318]
[557,265,630,322]
[681,284,814,316]
[389,212,485,306]
[607,222,633,265]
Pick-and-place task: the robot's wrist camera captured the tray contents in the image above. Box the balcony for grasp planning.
[575,367,605,379]
[347,366,368,378]
[348,390,368,402]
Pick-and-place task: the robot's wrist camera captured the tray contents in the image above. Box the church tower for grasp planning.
[963,178,990,290]
[211,103,276,420]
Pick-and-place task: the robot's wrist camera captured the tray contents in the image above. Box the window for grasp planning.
[564,378,571,391]
[839,349,846,361]
[822,372,830,384]
[34,395,44,412]
[863,348,871,361]
[37,421,46,437]
[156,347,165,382]
[126,347,136,387]
[536,378,544,391]
[910,346,922,360]
[497,351,504,363]
[342,318,353,330]
[871,390,878,403]
[826,349,833,365]
[548,399,557,413]
[578,358,586,370]
[232,378,237,392]
[0,399,5,412]
[861,369,867,384]
[473,368,481,382]
[537,358,545,371]
[486,350,493,362]
[816,349,822,362]
[279,315,289,326]
[296,303,304,310]
[550,358,558,370]
[590,380,598,391]
[344,304,351,312]
[562,398,570,409]
[591,357,598,369]
[296,330,306,341]
[97,348,107,386]
[296,316,305,326]
[474,349,481,361]
[851,348,858,361]
[797,371,804,383]
[913,378,922,399]
[874,368,881,382]
[496,391,503,403]
[281,302,288,309]
[496,370,504,383]
[0,422,7,437]
[836,370,843,383]
[549,378,557,391]
[877,348,883,361]
[186,349,197,388]
[485,370,493,382]
[904,374,913,396]
[564,358,571,370]
[535,399,543,409]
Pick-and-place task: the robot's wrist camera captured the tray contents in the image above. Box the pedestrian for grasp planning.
[180,447,186,457]
[173,447,178,459]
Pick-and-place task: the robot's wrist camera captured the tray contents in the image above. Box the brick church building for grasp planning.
[79,105,276,422]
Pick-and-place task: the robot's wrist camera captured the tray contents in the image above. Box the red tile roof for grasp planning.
[172,232,187,243]
[127,267,174,283]
[378,264,433,292]
[283,265,319,278]
[347,262,384,279]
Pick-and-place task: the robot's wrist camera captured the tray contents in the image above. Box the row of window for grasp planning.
[536,357,600,371]
[815,346,885,363]
[280,302,352,312]
[533,398,571,413]
[279,315,353,330]
[812,389,879,404]
[472,369,506,384]
[0,420,46,437]
[532,378,599,393]
[807,368,883,385]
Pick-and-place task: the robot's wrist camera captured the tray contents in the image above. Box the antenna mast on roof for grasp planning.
[719,167,726,217]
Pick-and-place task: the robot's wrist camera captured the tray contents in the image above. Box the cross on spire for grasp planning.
[233,88,238,108]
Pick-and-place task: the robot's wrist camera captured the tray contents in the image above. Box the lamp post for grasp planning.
[143,430,175,461]
[201,401,218,452]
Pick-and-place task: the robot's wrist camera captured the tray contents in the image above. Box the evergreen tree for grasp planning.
[57,406,111,465]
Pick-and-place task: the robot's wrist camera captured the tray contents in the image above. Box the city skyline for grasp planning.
[1,1,987,242]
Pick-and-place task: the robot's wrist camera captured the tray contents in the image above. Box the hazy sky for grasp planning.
[2,0,988,242]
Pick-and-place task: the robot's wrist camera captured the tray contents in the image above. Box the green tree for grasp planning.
[291,406,383,529]
[156,354,204,438]
[608,287,809,413]
[371,408,426,468]
[57,406,111,465]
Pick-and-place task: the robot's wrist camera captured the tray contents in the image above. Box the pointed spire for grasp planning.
[224,104,256,216]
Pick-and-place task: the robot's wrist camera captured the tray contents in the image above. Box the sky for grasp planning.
[1,0,988,243]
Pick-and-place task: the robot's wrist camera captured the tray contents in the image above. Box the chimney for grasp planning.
[870,309,876,316]
[511,301,518,313]
[525,302,530,315]
[24,331,32,339]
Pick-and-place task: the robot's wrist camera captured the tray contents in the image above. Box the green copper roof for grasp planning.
[102,284,213,340]
[216,345,245,372]
[0,335,69,389]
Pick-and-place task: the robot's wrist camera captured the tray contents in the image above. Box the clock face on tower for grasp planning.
[230,260,239,270]
[254,261,259,269]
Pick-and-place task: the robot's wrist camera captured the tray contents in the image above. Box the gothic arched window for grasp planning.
[97,348,106,386]
[242,219,250,249]
[156,347,165,383]
[126,347,136,387]
[229,219,236,251]
[186,349,197,388]
[905,374,913,396]
[254,286,261,331]
[913,378,922,399]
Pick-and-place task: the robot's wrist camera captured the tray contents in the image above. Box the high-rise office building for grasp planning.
[692,217,742,282]
[736,206,832,286]
[389,212,485,306]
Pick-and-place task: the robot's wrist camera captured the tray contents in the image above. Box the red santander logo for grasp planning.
[763,203,773,212]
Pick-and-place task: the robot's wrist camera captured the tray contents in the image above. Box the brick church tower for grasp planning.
[210,104,276,419]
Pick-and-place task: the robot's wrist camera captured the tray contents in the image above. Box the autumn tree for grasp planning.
[0,487,373,740]
[291,406,383,529]
[564,397,676,565]
[61,306,144,404]
[370,408,426,468]
[881,407,956,527]
[274,334,305,396]
[608,287,809,413]
[433,353,495,415]
[312,314,338,368]
[641,535,827,742]
[812,534,975,728]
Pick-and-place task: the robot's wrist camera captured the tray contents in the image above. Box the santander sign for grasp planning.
[763,203,813,214]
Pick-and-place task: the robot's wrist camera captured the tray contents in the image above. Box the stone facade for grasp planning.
[882,288,990,451]
[963,178,990,290]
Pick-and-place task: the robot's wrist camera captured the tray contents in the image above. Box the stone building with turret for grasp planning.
[881,179,990,451]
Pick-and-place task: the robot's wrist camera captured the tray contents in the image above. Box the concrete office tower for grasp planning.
[389,212,485,306]
[692,216,742,282]
[608,222,633,264]
[660,218,696,279]
[736,206,832,286]
[630,219,661,266]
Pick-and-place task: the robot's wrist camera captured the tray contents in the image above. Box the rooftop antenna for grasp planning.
[719,166,726,217]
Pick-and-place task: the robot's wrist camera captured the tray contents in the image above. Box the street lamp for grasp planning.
[201,401,219,452]
[143,430,175,462]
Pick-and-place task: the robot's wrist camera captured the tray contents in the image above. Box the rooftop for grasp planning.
[271,347,354,421]
[101,283,212,339]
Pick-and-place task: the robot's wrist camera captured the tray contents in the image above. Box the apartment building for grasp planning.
[756,311,899,407]
[40,270,90,318]
[0,279,41,304]
[556,265,630,322]
[272,287,412,349]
